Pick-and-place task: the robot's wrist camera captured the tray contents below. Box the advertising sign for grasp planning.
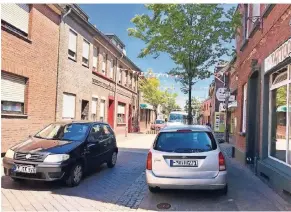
[214,112,225,133]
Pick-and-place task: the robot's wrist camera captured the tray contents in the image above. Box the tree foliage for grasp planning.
[162,92,180,116]
[128,4,241,124]
[184,97,202,116]
[139,70,173,118]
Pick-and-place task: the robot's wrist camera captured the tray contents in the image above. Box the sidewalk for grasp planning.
[116,133,156,152]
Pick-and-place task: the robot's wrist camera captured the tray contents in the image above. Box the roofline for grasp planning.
[63,4,142,73]
[105,34,126,47]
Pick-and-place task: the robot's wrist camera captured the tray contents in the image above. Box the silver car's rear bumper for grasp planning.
[146,170,227,190]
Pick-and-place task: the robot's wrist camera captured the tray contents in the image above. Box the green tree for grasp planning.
[128,4,240,124]
[184,97,202,117]
[139,71,168,119]
[162,92,180,116]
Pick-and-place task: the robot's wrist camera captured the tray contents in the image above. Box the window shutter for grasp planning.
[69,30,77,52]
[82,40,90,59]
[1,72,26,103]
[62,93,75,119]
[1,4,29,34]
[100,100,105,117]
[92,97,97,114]
[118,104,125,114]
[93,47,98,68]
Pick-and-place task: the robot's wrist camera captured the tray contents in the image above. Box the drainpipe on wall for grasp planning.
[114,53,124,132]
[55,7,71,121]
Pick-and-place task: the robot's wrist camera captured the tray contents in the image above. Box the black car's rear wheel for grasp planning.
[107,151,117,168]
[65,163,83,187]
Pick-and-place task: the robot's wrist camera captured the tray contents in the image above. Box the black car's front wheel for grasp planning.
[65,163,83,187]
[107,151,117,168]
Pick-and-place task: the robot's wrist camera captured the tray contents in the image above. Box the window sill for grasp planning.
[68,56,77,62]
[82,64,89,68]
[1,24,31,44]
[239,131,246,137]
[240,39,249,52]
[117,123,126,126]
[262,4,275,18]
[2,114,28,119]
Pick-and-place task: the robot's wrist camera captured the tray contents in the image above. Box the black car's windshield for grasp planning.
[154,131,217,152]
[155,120,164,124]
[35,123,90,141]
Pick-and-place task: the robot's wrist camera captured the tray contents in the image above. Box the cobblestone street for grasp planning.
[2,134,291,211]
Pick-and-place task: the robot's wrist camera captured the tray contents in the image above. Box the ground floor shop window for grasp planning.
[117,103,125,124]
[269,66,291,165]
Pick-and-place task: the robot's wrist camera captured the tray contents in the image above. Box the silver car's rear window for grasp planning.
[154,131,217,153]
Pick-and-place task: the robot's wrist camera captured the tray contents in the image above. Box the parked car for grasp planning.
[146,124,227,194]
[151,119,166,130]
[3,121,118,187]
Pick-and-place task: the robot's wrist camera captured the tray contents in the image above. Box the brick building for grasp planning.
[200,98,211,125]
[56,5,140,135]
[235,4,291,195]
[1,4,62,152]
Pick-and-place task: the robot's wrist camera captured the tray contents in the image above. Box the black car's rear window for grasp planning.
[154,131,217,153]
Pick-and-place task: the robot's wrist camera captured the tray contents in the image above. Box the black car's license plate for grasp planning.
[170,160,198,167]
[13,165,36,173]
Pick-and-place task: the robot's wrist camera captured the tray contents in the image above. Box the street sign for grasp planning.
[219,103,226,112]
[216,88,227,101]
[229,95,235,102]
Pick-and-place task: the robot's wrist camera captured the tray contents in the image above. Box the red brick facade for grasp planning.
[200,98,211,125]
[235,4,291,157]
[1,4,61,152]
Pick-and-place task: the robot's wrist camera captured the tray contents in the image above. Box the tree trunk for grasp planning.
[154,109,158,120]
[188,82,192,125]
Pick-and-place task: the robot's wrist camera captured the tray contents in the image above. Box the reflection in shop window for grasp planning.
[117,103,125,124]
[269,67,289,164]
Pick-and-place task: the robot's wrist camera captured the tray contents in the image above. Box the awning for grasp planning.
[140,103,153,110]
[228,101,237,109]
[277,105,287,112]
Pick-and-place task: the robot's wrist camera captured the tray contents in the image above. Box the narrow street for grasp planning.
[2,134,291,211]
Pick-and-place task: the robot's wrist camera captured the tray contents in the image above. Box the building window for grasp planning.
[110,58,114,79]
[1,4,30,37]
[62,93,76,119]
[82,39,90,67]
[68,29,77,60]
[102,53,106,75]
[93,46,98,72]
[130,73,133,88]
[100,99,105,122]
[118,67,122,84]
[91,97,98,121]
[117,103,126,124]
[242,4,249,42]
[1,72,26,115]
[269,67,291,165]
[242,83,248,133]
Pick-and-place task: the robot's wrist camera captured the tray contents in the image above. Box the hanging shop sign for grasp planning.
[265,38,291,73]
[214,112,225,133]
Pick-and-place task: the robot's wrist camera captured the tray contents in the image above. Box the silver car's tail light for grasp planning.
[219,152,226,171]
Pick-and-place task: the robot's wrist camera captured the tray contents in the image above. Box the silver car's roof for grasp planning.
[160,124,211,133]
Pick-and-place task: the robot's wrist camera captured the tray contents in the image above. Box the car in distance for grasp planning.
[3,121,118,187]
[151,119,166,131]
[146,125,227,194]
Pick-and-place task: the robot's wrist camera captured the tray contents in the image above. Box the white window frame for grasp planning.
[62,93,76,119]
[110,58,114,79]
[82,39,90,67]
[68,29,77,60]
[268,65,291,167]
[102,53,106,75]
[1,4,30,35]
[242,83,248,133]
[100,99,105,121]
[93,46,98,69]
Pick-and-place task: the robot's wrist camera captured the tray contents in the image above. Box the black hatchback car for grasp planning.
[3,121,118,187]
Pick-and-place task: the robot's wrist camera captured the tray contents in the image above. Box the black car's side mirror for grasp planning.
[218,139,225,144]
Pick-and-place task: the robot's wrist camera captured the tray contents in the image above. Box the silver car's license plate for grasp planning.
[14,165,36,173]
[170,160,198,167]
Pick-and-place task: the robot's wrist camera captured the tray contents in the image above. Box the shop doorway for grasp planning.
[246,71,260,165]
[108,99,114,128]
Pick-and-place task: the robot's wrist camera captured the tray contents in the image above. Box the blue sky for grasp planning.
[79,4,234,108]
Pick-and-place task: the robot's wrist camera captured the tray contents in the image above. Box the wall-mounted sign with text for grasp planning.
[265,38,291,73]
